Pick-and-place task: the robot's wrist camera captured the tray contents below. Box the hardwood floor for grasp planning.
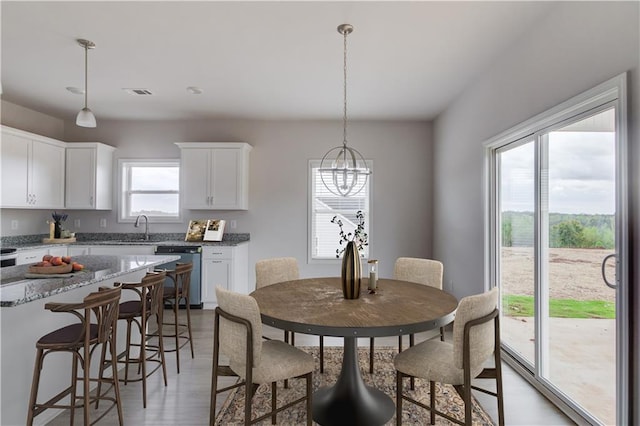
[46,309,574,425]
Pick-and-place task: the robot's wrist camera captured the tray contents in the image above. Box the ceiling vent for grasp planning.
[123,88,153,96]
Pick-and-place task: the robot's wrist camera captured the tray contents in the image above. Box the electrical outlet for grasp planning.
[74,219,81,228]
[99,218,107,228]
[230,220,237,229]
[11,220,18,230]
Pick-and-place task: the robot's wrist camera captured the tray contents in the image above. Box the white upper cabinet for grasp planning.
[1,126,66,209]
[176,142,252,210]
[65,143,115,210]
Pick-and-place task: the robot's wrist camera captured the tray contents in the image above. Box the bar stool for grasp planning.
[112,271,168,408]
[160,262,194,373]
[26,285,123,426]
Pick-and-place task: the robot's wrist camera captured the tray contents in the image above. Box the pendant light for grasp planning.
[76,39,96,128]
[319,24,371,197]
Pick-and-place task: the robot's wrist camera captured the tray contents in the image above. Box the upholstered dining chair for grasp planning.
[394,287,505,426]
[255,257,326,373]
[26,285,123,426]
[369,257,445,374]
[210,286,314,426]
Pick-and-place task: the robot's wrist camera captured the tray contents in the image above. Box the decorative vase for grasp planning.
[54,221,62,239]
[341,241,361,299]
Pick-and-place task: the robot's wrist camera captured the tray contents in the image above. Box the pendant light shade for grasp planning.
[76,39,96,128]
[319,24,371,197]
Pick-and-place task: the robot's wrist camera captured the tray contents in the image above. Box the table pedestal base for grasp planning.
[312,337,395,426]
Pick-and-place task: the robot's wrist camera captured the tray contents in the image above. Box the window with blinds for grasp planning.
[309,160,371,261]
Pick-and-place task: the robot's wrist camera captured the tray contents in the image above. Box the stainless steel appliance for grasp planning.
[0,248,17,268]
[154,245,202,308]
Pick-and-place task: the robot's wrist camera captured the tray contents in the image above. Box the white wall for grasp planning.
[432,1,639,420]
[0,118,432,282]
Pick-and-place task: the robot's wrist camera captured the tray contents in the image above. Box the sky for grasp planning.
[500,131,615,215]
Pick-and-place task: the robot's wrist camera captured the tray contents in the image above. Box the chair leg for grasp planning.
[110,339,124,426]
[369,337,375,374]
[271,382,277,424]
[157,315,169,386]
[463,379,472,426]
[70,352,79,426]
[173,300,181,374]
[440,326,445,342]
[186,298,195,358]
[95,340,108,409]
[429,380,436,425]
[140,318,148,408]
[306,372,313,426]
[244,381,252,426]
[495,348,505,426]
[319,335,324,373]
[26,348,44,426]
[124,319,132,384]
[409,334,415,390]
[395,371,402,426]
[83,342,91,426]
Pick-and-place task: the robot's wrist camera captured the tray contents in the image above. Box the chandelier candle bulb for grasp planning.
[368,259,378,292]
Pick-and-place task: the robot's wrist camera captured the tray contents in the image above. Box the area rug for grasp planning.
[215,346,496,425]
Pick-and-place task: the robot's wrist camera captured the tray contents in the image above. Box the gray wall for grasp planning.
[431,1,639,419]
[1,113,433,283]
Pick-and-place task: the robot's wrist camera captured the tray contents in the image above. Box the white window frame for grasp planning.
[118,159,182,223]
[308,159,372,263]
[483,73,629,425]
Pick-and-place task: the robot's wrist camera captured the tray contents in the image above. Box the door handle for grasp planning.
[601,253,617,289]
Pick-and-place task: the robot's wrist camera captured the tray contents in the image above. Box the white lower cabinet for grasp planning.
[47,246,68,258]
[16,248,49,265]
[201,243,248,309]
[67,246,90,256]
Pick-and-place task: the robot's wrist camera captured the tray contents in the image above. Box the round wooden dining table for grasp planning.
[250,277,458,426]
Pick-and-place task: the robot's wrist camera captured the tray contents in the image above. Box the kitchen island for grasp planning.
[0,254,180,425]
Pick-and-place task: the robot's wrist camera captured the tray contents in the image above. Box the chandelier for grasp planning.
[319,24,371,197]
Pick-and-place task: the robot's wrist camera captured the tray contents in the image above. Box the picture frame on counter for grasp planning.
[185,219,226,242]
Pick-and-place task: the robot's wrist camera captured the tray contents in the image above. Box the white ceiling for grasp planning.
[1,1,554,123]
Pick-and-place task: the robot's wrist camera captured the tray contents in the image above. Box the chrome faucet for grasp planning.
[134,214,150,241]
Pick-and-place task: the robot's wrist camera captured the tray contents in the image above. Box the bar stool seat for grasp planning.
[26,285,123,426]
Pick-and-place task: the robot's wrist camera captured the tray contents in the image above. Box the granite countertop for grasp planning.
[1,232,250,251]
[0,254,180,307]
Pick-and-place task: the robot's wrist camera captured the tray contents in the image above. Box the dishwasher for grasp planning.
[154,245,202,308]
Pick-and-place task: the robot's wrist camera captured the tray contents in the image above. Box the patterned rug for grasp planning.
[215,346,495,425]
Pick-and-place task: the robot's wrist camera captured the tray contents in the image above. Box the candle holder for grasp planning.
[368,259,378,293]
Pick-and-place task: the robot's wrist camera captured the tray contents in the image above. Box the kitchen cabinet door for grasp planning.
[31,139,65,208]
[48,246,68,258]
[65,143,115,209]
[16,248,49,265]
[0,126,66,209]
[0,131,29,207]
[176,142,252,210]
[201,257,231,307]
[200,244,248,309]
[180,148,211,209]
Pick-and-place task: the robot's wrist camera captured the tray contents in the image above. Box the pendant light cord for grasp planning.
[343,28,348,147]
[83,43,89,109]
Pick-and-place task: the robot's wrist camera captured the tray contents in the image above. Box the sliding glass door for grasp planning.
[487,75,628,425]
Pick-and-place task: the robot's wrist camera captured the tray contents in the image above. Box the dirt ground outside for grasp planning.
[501,247,616,302]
